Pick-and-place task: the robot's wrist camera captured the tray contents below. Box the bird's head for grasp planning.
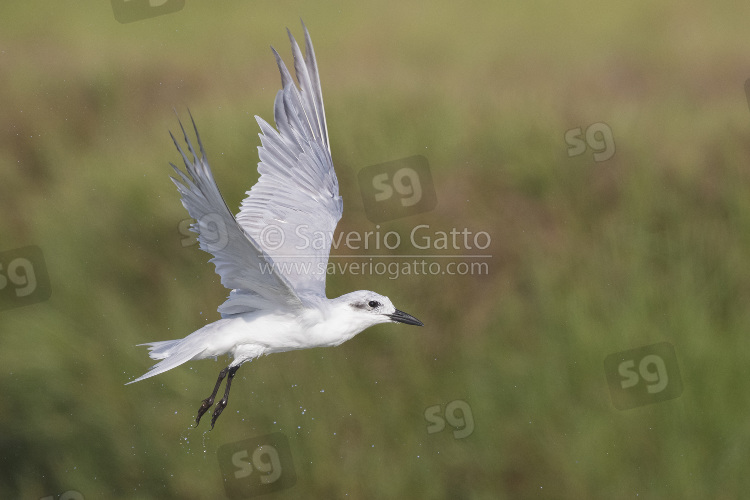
[331,290,424,331]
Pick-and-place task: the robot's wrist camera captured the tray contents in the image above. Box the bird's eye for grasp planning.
[368,300,380,308]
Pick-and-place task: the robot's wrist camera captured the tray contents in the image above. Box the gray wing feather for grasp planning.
[235,22,342,298]
[169,113,303,314]
[301,21,329,149]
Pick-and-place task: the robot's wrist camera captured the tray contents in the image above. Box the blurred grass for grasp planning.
[2,0,750,498]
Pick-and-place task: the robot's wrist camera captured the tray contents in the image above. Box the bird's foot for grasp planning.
[210,397,229,429]
[195,396,215,426]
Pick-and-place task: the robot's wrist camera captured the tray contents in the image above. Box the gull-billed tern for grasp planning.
[127,21,423,428]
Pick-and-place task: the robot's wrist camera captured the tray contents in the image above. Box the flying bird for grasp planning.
[127,21,423,429]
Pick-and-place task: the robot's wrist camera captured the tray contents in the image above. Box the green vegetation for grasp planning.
[1,1,750,498]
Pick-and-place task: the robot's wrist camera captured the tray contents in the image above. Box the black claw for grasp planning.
[210,398,229,429]
[195,396,214,426]
[194,365,241,429]
[194,366,229,427]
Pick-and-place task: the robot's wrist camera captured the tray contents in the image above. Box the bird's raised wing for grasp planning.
[235,21,343,299]
[169,115,304,315]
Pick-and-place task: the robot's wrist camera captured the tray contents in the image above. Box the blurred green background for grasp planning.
[2,1,750,498]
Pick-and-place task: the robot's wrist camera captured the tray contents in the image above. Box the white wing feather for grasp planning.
[169,115,303,315]
[235,21,342,301]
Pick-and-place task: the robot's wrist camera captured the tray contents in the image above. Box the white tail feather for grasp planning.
[126,339,207,384]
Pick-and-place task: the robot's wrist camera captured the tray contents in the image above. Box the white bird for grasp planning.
[127,21,423,428]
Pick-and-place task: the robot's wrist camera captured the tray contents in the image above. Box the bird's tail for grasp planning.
[143,340,181,360]
[126,338,206,385]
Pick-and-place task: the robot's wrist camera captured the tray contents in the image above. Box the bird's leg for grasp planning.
[195,366,230,426]
[210,365,241,429]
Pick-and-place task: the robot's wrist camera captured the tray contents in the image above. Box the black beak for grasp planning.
[388,309,424,326]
